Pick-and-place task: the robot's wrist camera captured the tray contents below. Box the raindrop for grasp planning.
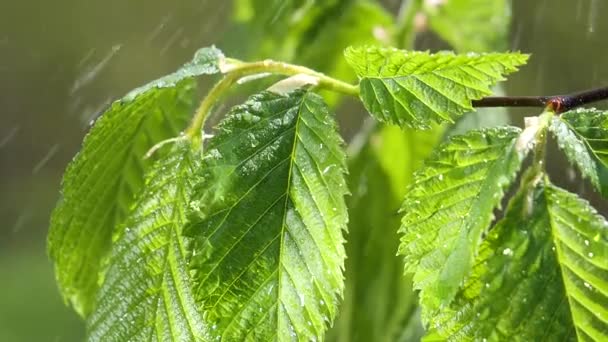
[584,240,589,246]
[146,14,172,44]
[71,45,122,94]
[502,248,513,256]
[32,144,60,174]
[0,125,20,149]
[588,252,594,258]
[12,211,31,233]
[160,28,184,56]
[588,0,598,34]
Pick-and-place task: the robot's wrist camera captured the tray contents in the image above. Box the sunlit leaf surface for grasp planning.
[344,46,527,129]
[432,181,608,341]
[88,142,207,342]
[551,108,608,196]
[47,47,223,317]
[186,90,348,341]
[399,127,530,318]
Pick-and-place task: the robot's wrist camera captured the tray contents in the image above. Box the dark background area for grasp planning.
[0,0,606,340]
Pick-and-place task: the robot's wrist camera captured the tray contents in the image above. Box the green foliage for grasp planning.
[185,90,348,341]
[47,3,608,341]
[47,46,224,317]
[399,127,530,317]
[423,0,510,52]
[551,108,608,196]
[344,46,528,129]
[87,142,206,341]
[431,180,608,340]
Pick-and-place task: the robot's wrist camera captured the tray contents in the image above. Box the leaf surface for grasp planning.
[344,46,527,129]
[551,108,608,196]
[424,0,510,52]
[399,127,530,318]
[88,142,207,342]
[186,90,348,341]
[48,46,223,316]
[431,181,608,341]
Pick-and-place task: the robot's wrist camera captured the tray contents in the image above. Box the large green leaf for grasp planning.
[87,142,206,341]
[431,181,608,341]
[550,108,608,196]
[344,46,528,129]
[399,126,531,318]
[328,124,441,342]
[424,0,510,52]
[48,46,223,317]
[185,90,348,340]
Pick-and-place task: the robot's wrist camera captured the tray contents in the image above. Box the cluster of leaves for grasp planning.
[48,0,607,341]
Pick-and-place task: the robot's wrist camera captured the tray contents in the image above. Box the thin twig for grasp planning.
[473,86,608,113]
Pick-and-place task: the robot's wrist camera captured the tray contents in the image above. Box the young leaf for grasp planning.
[328,125,441,342]
[550,108,608,196]
[344,46,528,129]
[186,90,348,340]
[48,46,223,317]
[431,181,608,341]
[424,0,510,52]
[399,127,530,318]
[87,142,207,342]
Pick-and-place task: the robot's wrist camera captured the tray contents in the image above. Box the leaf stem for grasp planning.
[473,86,608,113]
[185,60,359,141]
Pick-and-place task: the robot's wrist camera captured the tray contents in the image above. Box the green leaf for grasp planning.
[87,142,207,342]
[399,126,530,318]
[328,124,442,342]
[550,108,608,196]
[424,0,510,52]
[186,90,348,340]
[344,46,528,129]
[48,46,223,317]
[431,181,608,341]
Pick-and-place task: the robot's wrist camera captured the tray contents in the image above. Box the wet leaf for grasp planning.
[48,46,224,317]
[344,46,528,129]
[399,127,530,318]
[87,142,207,342]
[431,181,608,341]
[551,108,608,196]
[186,90,348,341]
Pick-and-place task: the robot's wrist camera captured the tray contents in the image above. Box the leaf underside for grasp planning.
[551,108,608,196]
[47,46,223,317]
[186,90,348,341]
[431,181,608,341]
[399,127,529,318]
[87,142,207,342]
[344,46,528,129]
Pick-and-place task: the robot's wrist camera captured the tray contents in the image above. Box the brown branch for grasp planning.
[472,86,608,113]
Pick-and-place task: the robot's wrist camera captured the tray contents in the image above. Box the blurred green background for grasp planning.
[0,0,606,340]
